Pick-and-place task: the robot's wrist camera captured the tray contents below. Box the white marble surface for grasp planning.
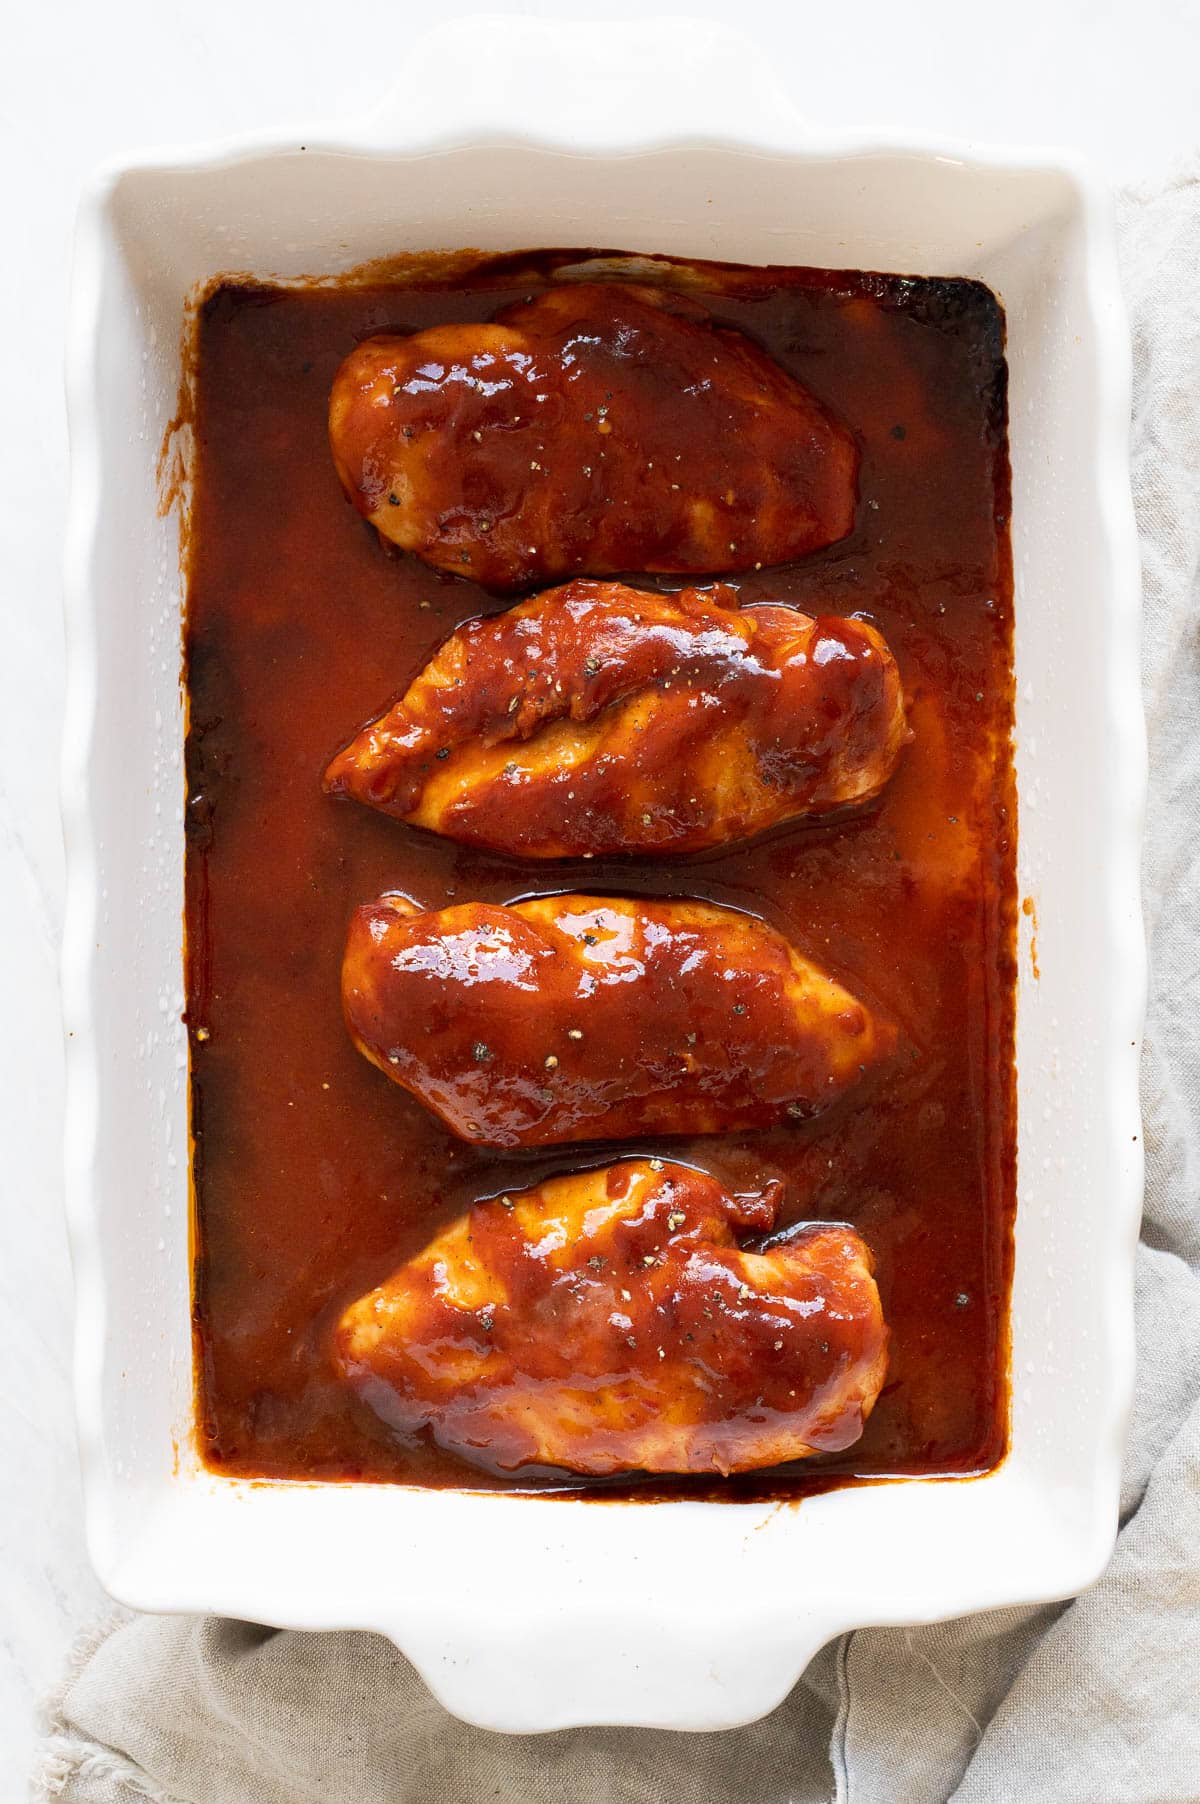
[2,0,1195,1787]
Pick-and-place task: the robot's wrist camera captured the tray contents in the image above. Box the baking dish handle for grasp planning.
[361,16,804,154]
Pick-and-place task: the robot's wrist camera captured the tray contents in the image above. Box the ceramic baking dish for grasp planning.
[62,17,1145,1733]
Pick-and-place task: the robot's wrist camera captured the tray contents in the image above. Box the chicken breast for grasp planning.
[342,892,896,1146]
[325,580,907,857]
[335,1159,888,1476]
[328,282,859,592]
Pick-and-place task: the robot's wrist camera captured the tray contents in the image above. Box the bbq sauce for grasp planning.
[186,251,1015,1498]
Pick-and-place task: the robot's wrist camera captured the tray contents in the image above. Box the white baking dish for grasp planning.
[62,17,1145,1733]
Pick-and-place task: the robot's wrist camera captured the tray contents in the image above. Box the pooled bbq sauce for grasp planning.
[186,251,1015,1498]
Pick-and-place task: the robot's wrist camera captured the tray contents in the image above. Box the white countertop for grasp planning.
[3,0,1194,1784]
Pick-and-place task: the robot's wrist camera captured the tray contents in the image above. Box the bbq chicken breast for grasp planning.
[328,283,859,591]
[334,1159,888,1476]
[342,892,896,1147]
[324,580,908,857]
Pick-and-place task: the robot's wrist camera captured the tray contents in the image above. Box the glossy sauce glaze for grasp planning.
[328,281,859,589]
[186,251,1016,1497]
[342,892,897,1145]
[335,1159,888,1477]
[324,580,908,856]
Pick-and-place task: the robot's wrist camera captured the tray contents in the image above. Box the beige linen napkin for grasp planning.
[35,172,1200,1804]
